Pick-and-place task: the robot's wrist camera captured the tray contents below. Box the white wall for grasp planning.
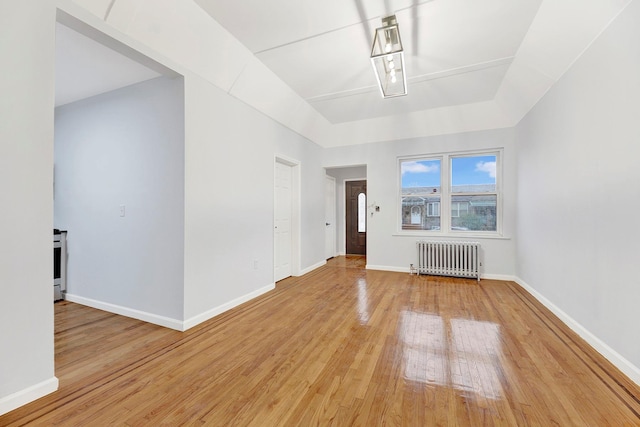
[182,73,326,322]
[54,76,185,322]
[50,1,329,331]
[323,128,517,278]
[326,166,367,255]
[56,1,328,326]
[3,1,330,411]
[516,0,640,381]
[0,1,59,415]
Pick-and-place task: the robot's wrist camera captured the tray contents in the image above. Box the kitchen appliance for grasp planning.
[54,229,67,301]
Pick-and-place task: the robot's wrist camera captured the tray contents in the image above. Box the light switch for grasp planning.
[119,205,126,217]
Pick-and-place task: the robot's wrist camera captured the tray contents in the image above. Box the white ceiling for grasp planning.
[55,22,160,107]
[55,0,632,146]
[194,0,543,124]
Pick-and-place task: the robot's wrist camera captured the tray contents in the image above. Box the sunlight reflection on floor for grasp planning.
[357,278,370,325]
[400,310,503,400]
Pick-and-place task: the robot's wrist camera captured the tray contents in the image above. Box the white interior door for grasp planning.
[325,175,336,259]
[274,161,292,281]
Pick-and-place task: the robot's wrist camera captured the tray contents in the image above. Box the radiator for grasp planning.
[417,241,480,281]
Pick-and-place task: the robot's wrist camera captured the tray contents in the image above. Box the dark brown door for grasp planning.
[346,180,366,255]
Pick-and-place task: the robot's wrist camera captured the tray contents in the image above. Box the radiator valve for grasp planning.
[409,263,417,275]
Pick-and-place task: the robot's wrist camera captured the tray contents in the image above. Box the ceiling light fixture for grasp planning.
[370,15,407,98]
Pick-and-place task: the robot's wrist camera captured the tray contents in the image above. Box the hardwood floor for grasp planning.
[2,256,639,425]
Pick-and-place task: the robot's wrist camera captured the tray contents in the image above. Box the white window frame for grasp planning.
[398,149,502,236]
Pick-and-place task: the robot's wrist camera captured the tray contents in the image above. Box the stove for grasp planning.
[54,229,67,301]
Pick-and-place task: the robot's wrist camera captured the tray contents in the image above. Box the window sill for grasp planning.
[392,231,511,240]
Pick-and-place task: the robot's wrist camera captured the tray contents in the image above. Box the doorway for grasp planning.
[54,17,185,326]
[346,180,367,255]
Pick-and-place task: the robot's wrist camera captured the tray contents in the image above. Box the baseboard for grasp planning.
[297,260,326,276]
[515,277,640,386]
[366,264,410,273]
[482,273,517,281]
[182,283,275,330]
[67,284,277,332]
[0,377,58,416]
[64,293,184,331]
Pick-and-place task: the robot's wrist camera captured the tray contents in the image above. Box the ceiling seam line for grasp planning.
[104,0,116,21]
[227,63,248,95]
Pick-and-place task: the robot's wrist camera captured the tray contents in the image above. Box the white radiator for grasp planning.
[417,241,480,281]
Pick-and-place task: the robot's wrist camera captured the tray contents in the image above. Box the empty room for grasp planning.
[2,0,639,425]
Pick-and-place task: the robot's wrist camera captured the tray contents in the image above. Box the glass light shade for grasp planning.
[370,15,407,98]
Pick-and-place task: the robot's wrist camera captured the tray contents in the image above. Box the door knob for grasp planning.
[326,222,331,226]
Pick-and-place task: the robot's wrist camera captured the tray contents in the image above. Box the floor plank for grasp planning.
[2,256,639,425]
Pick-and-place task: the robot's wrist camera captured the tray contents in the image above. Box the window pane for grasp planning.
[451,155,496,193]
[401,159,441,191]
[401,159,441,230]
[451,195,497,231]
[358,193,366,232]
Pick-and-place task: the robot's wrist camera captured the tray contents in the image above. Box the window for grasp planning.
[358,192,366,232]
[400,151,500,233]
[400,159,440,230]
[451,154,497,231]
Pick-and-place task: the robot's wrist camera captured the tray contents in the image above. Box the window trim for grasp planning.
[398,149,503,237]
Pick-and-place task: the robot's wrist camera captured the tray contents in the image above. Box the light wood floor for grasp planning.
[2,256,639,426]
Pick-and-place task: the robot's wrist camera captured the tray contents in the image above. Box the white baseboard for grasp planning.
[0,377,58,416]
[515,277,640,386]
[297,260,326,276]
[64,293,184,331]
[482,273,517,281]
[67,284,277,332]
[182,283,275,330]
[366,264,410,273]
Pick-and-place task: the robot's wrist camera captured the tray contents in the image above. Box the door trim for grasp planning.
[325,175,336,260]
[274,155,300,279]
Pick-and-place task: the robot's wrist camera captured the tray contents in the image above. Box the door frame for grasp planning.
[274,155,301,280]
